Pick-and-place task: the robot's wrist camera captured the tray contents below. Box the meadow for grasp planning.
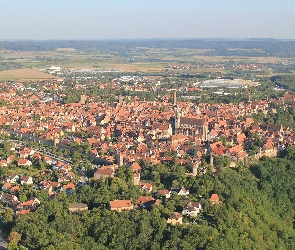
[0,68,58,81]
[0,47,294,80]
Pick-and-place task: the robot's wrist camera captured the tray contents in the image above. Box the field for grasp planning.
[0,68,59,81]
[0,47,294,78]
[103,62,165,72]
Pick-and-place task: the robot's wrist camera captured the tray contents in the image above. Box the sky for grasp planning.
[0,0,294,40]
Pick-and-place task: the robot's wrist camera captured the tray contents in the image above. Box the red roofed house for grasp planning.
[0,160,7,167]
[62,183,75,195]
[210,194,220,204]
[15,197,40,214]
[18,159,32,167]
[109,199,133,212]
[11,185,20,192]
[130,162,142,172]
[140,183,153,193]
[94,165,117,179]
[284,92,295,101]
[136,196,156,208]
[155,189,171,199]
[16,209,31,215]
[2,183,11,192]
[6,155,15,164]
[43,156,53,165]
[209,141,228,155]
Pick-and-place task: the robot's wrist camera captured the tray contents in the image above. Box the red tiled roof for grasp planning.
[136,196,155,205]
[63,183,75,190]
[110,199,133,209]
[16,209,31,215]
[130,162,141,172]
[210,194,220,203]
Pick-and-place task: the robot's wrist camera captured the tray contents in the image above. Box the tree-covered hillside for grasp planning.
[2,146,295,249]
[0,39,295,57]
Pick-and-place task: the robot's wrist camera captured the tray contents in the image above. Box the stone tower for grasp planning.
[210,154,214,167]
[117,152,124,167]
[173,90,177,105]
[192,164,198,176]
[195,105,200,115]
[174,109,181,134]
[80,94,86,105]
[202,125,208,141]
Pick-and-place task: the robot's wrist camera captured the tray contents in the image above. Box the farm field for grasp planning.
[103,62,166,72]
[0,68,59,81]
[0,45,294,77]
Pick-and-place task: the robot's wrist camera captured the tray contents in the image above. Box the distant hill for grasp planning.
[0,39,295,57]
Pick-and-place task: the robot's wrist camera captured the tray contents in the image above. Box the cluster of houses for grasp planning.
[167,193,220,225]
[1,80,295,220]
[0,143,84,214]
[0,81,294,175]
[1,172,40,215]
[0,168,79,214]
[68,184,220,225]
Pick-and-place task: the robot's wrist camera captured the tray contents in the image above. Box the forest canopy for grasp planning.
[2,146,295,250]
[1,39,295,57]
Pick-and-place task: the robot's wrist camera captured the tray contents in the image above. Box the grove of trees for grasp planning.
[2,145,295,249]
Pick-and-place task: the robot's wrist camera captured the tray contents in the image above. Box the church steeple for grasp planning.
[173,90,177,105]
[174,109,181,134]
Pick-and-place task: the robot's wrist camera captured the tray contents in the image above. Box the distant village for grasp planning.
[0,79,295,224]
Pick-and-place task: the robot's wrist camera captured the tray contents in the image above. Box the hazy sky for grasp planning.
[0,0,294,40]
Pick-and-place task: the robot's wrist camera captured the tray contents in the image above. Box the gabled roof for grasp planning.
[210,194,220,203]
[130,162,141,172]
[110,199,133,209]
[63,183,75,190]
[136,196,155,205]
[94,167,114,177]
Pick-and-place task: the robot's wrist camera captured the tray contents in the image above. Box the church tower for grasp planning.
[173,90,177,105]
[80,94,86,105]
[174,109,181,134]
[202,125,208,141]
[117,152,124,167]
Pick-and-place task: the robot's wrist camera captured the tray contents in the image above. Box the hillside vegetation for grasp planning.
[2,145,295,249]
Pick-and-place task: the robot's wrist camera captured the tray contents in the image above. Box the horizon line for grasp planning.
[1,37,295,42]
